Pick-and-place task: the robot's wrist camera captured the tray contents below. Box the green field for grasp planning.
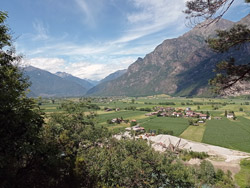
[140,117,189,136]
[202,117,250,153]
[40,96,250,153]
[180,123,206,142]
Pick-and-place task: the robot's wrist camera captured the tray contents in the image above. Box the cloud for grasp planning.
[32,20,49,40]
[23,57,66,72]
[17,0,192,81]
[113,0,188,43]
[22,56,135,80]
[75,0,104,26]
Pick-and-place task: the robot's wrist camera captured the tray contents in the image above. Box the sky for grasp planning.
[2,0,250,80]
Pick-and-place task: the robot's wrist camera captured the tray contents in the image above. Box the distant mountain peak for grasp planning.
[55,71,72,78]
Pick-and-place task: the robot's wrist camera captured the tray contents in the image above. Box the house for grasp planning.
[125,125,145,132]
[199,114,207,120]
[227,113,234,119]
[160,112,167,117]
[186,111,194,117]
[186,107,191,111]
[172,112,182,117]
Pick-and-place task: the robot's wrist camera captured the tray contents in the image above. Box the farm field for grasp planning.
[180,123,206,142]
[202,117,250,153]
[40,96,250,153]
[141,117,189,136]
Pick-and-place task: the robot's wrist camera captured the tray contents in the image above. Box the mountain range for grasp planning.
[24,14,250,97]
[87,14,250,97]
[24,66,126,97]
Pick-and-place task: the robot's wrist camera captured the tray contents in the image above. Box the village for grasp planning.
[108,106,236,135]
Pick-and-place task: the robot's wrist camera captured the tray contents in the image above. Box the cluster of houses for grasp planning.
[125,125,145,132]
[145,107,210,120]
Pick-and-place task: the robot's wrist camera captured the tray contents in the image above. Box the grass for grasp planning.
[180,123,206,142]
[235,158,250,188]
[202,117,250,153]
[141,117,189,136]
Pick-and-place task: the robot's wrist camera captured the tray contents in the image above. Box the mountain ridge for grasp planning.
[24,66,87,97]
[55,71,94,90]
[87,14,250,97]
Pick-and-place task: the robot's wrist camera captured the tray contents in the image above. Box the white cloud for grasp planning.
[113,0,188,43]
[23,57,66,72]
[75,0,104,26]
[17,0,191,81]
[32,20,49,41]
[22,56,135,80]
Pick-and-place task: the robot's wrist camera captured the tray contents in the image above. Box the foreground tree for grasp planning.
[0,11,48,187]
[184,0,250,95]
[208,24,250,94]
[184,0,250,26]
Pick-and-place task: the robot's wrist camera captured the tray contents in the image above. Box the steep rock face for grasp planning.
[24,66,87,97]
[88,15,250,96]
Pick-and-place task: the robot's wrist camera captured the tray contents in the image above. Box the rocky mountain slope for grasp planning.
[24,66,87,97]
[100,69,127,84]
[87,14,250,97]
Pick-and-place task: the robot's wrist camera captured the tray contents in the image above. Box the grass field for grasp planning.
[202,117,250,153]
[140,117,189,136]
[180,123,206,142]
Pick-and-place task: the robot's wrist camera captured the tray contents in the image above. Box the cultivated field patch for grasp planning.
[141,117,189,136]
[180,123,206,142]
[202,118,250,153]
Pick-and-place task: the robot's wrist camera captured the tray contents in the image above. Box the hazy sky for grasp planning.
[2,0,249,80]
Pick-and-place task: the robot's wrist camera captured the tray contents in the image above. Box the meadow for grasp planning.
[40,96,250,153]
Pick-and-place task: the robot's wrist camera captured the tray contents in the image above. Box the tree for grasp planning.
[0,11,47,187]
[184,1,250,95]
[184,0,250,26]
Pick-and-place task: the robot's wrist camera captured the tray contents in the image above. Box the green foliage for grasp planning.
[199,160,216,185]
[124,106,136,110]
[158,102,176,105]
[235,159,250,188]
[156,129,173,135]
[77,139,195,188]
[130,121,137,127]
[59,101,100,113]
[139,107,152,112]
[181,150,209,161]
